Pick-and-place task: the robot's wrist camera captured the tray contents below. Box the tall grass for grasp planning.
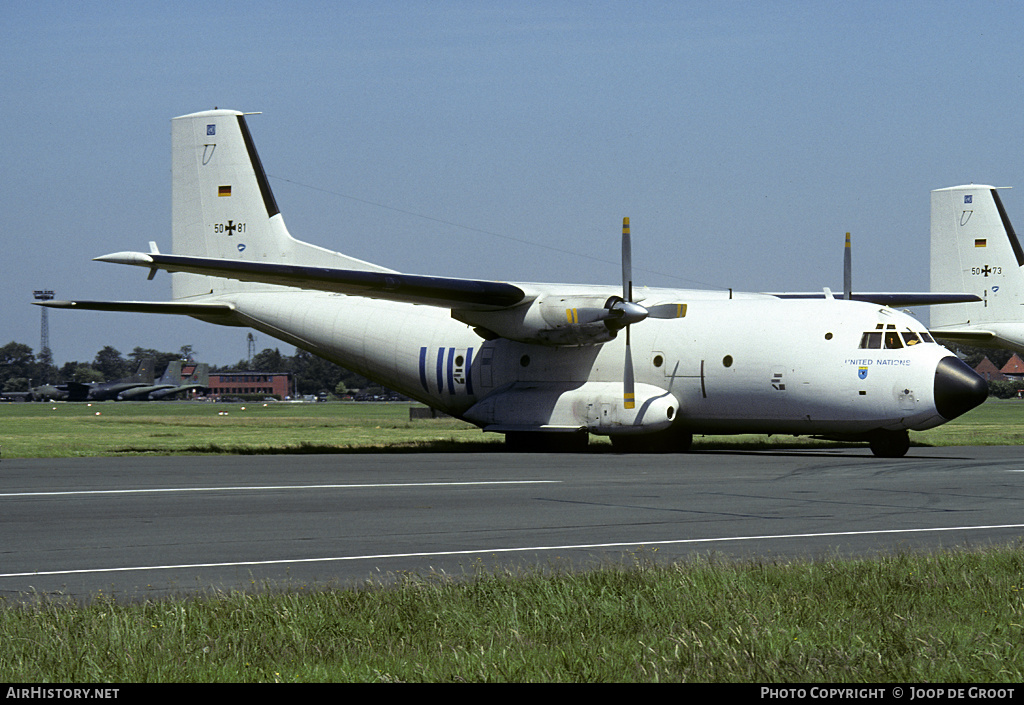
[2,545,1022,682]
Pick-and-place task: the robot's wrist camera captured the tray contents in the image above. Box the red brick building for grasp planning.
[207,371,293,399]
[974,357,1006,382]
[1001,353,1024,382]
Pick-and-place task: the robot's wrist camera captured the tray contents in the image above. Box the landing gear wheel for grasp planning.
[868,430,910,458]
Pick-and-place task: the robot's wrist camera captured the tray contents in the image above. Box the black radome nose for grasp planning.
[934,356,988,420]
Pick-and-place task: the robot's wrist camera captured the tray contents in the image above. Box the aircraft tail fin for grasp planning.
[157,360,183,385]
[126,358,156,385]
[930,185,1024,330]
[171,109,390,300]
[182,363,210,387]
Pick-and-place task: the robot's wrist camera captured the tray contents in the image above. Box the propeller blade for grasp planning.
[623,330,635,409]
[646,303,688,319]
[844,231,852,300]
[622,217,632,303]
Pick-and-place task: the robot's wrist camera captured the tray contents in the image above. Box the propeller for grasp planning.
[621,218,637,409]
[609,217,689,410]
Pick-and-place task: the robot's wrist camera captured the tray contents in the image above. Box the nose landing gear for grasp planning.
[868,429,910,458]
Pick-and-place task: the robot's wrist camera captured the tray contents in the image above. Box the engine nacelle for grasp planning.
[453,295,622,347]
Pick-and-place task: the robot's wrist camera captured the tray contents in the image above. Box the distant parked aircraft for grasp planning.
[117,361,210,400]
[30,359,155,401]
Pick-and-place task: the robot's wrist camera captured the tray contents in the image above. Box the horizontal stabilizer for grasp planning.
[34,300,236,316]
[95,252,528,310]
[771,292,981,306]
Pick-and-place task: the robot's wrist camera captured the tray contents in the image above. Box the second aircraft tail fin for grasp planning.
[157,360,183,385]
[127,358,156,385]
[930,185,1024,331]
[188,363,210,387]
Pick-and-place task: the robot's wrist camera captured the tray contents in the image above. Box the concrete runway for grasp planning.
[1,446,1022,601]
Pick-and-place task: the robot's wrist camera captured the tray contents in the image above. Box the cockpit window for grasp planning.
[884,331,903,349]
[859,332,882,349]
[857,324,935,349]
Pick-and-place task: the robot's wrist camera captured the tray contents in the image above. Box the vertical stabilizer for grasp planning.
[171,109,390,300]
[127,358,156,385]
[189,363,210,387]
[157,360,183,385]
[930,185,1024,329]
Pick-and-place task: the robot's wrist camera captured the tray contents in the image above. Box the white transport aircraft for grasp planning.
[930,185,1024,354]
[40,109,988,457]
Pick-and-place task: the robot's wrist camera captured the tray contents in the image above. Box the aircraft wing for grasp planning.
[93,251,529,310]
[770,292,982,306]
[35,300,237,316]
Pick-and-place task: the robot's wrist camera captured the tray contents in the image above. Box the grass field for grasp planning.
[1,398,1022,458]
[0,400,491,458]
[1,547,1022,682]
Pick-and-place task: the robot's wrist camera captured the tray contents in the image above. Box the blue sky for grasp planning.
[4,1,1024,367]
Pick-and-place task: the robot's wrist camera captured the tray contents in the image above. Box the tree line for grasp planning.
[0,341,376,398]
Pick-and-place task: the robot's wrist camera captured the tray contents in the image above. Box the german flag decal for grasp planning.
[218,185,231,197]
[975,238,987,248]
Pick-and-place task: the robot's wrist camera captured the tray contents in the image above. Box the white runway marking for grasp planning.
[2,523,1022,579]
[0,480,560,498]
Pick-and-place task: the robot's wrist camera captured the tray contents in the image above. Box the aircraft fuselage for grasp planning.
[218,288,968,438]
